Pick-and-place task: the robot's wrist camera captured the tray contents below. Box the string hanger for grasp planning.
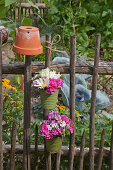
[45,34,67,58]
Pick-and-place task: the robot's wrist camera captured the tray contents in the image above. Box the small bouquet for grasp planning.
[39,111,73,139]
[33,68,63,94]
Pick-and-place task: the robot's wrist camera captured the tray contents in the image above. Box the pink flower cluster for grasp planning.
[39,111,74,139]
[46,78,63,94]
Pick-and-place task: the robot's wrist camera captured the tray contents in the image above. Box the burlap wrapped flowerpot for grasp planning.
[46,137,62,153]
[39,89,59,109]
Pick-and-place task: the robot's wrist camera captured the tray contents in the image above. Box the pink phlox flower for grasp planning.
[58,119,62,123]
[67,124,74,134]
[39,129,42,135]
[48,111,55,119]
[47,125,52,131]
[52,120,55,124]
[66,119,72,124]
[46,78,58,94]
[52,129,59,136]
[57,78,63,88]
[39,112,74,139]
[55,115,61,120]
[49,78,57,89]
[45,133,53,139]
[61,115,68,121]
[46,86,57,94]
[42,123,48,132]
[51,123,57,128]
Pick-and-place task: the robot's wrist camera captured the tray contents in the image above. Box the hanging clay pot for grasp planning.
[13,26,43,55]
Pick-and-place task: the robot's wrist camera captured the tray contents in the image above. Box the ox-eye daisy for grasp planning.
[33,78,49,89]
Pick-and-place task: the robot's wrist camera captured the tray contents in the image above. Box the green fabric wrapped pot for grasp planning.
[46,137,62,153]
[39,89,59,109]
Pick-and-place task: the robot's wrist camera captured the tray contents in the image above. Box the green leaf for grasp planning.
[84,26,95,32]
[102,11,108,17]
[0,0,5,5]
[35,13,46,25]
[106,22,113,28]
[5,0,17,7]
[22,18,32,26]
[27,0,39,11]
[42,0,51,7]
[0,5,9,19]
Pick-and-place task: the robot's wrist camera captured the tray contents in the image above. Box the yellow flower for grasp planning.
[10,101,16,104]
[2,79,10,83]
[2,79,17,91]
[42,83,46,87]
[10,101,21,104]
[56,105,69,110]
[16,101,21,104]
[9,117,14,122]
[75,111,81,117]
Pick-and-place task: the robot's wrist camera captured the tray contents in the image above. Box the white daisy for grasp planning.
[49,71,61,79]
[33,78,49,89]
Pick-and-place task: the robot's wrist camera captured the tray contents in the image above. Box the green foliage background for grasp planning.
[43,0,113,59]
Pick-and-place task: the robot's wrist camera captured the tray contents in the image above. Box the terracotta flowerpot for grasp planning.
[46,137,62,153]
[39,89,59,109]
[13,26,43,55]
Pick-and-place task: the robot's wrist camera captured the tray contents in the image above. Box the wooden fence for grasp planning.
[8,0,49,22]
[0,32,113,170]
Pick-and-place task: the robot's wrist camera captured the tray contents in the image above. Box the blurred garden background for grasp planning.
[0,0,113,169]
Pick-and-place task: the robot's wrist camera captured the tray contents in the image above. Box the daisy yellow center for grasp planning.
[42,83,46,87]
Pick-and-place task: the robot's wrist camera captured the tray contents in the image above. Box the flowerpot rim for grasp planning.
[13,44,43,55]
[19,26,38,32]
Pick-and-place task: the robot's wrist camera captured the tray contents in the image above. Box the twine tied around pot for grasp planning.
[45,34,67,61]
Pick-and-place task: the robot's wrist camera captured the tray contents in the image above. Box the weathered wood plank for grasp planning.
[0,31,3,170]
[10,122,17,170]
[16,3,49,9]
[79,131,85,170]
[97,129,105,170]
[23,56,32,170]
[68,34,76,170]
[89,34,101,170]
[110,123,113,170]
[3,145,110,157]
[2,61,113,75]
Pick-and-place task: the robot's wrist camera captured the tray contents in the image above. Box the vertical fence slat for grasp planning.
[56,150,61,170]
[35,125,38,170]
[68,34,76,170]
[45,33,51,69]
[23,55,32,170]
[110,123,113,170]
[79,131,85,170]
[0,32,3,170]
[97,129,105,170]
[89,34,101,170]
[10,122,17,170]
[44,34,51,170]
